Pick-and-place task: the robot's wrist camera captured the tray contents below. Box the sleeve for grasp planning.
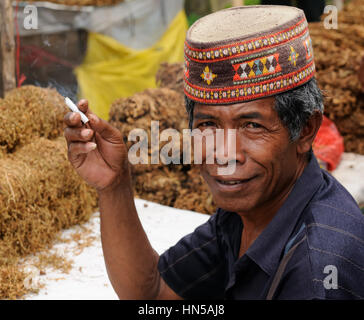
[157,210,228,299]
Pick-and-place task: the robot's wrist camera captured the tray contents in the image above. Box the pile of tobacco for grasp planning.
[109,80,216,215]
[0,86,97,299]
[309,0,364,154]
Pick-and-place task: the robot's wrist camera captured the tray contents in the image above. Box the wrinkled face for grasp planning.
[192,97,302,214]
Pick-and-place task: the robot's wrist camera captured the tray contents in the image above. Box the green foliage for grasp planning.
[187,0,264,25]
[187,12,201,27]
[244,0,261,5]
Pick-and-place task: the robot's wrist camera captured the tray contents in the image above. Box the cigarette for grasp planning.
[65,97,89,124]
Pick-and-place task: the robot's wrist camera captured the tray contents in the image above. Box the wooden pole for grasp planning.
[0,0,16,96]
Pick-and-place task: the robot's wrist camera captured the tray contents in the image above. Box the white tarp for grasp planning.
[16,0,184,49]
[24,199,209,300]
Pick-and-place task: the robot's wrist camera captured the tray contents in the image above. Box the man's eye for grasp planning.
[198,121,216,128]
[246,122,263,129]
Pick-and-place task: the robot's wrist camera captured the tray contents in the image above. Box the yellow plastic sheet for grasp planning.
[75,10,188,120]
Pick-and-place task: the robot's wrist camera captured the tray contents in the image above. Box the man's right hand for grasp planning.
[63,99,130,192]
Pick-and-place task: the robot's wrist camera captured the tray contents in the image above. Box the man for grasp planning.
[64,6,364,299]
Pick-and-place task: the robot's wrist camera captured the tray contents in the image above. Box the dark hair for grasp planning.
[184,77,324,142]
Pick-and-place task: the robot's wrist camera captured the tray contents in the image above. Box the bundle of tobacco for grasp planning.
[0,137,97,299]
[173,165,215,215]
[0,85,98,299]
[109,85,216,214]
[109,88,188,174]
[309,0,364,154]
[0,86,67,156]
[155,63,184,95]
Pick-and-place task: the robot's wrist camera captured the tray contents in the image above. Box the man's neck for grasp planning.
[237,157,308,258]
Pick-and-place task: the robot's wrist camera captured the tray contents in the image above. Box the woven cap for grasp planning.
[184,5,315,104]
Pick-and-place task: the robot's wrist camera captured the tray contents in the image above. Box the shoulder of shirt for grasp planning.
[299,169,364,299]
[304,168,364,236]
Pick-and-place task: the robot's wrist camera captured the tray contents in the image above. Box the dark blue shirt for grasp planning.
[158,155,364,299]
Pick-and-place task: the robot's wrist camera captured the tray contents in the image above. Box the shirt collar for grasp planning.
[242,154,324,276]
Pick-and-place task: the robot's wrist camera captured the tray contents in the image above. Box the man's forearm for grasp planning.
[98,181,161,299]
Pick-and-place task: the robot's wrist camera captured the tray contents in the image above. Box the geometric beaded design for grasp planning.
[184,61,315,104]
[232,53,281,83]
[303,37,313,60]
[288,46,299,67]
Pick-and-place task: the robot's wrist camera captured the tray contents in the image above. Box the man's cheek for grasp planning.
[244,137,285,163]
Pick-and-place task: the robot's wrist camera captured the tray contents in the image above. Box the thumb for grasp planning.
[88,114,122,143]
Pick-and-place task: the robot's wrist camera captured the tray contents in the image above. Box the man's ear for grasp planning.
[296,111,323,155]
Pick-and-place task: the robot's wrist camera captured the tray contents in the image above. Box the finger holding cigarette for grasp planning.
[69,141,97,155]
[63,98,128,191]
[77,99,89,114]
[64,98,98,131]
[64,98,95,151]
[64,126,94,143]
[65,97,89,124]
[64,98,122,146]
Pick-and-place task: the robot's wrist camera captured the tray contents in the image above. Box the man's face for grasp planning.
[192,97,302,214]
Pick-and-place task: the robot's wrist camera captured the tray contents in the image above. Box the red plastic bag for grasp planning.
[313,115,344,171]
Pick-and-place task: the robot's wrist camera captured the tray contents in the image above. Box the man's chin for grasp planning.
[213,197,257,214]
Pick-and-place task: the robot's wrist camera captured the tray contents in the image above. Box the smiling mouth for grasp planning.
[217,180,246,185]
[215,176,256,186]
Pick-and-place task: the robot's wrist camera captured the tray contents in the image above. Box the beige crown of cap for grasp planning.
[184,5,315,105]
